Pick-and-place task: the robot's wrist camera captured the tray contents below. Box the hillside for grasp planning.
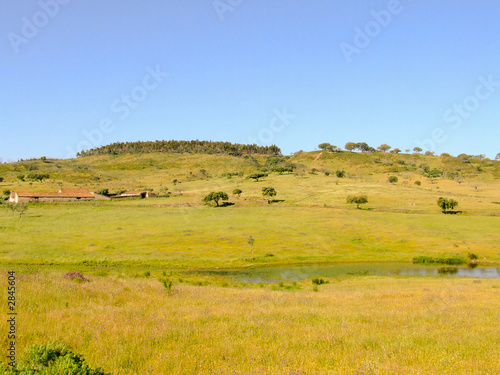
[1,149,499,208]
[1,147,499,267]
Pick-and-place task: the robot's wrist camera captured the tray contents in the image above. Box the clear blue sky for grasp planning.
[1,0,499,161]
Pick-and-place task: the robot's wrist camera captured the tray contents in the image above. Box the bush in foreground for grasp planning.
[3,342,108,374]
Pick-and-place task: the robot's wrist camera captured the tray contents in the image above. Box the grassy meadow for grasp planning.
[0,150,499,373]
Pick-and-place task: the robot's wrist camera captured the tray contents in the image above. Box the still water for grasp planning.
[204,263,500,283]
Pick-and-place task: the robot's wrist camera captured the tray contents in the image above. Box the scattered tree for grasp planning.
[355,142,370,152]
[318,143,332,151]
[248,173,268,182]
[388,176,398,184]
[496,152,500,161]
[425,151,435,156]
[437,197,458,213]
[272,165,295,174]
[95,188,109,196]
[262,187,277,204]
[391,148,401,154]
[377,144,391,152]
[346,195,368,209]
[26,172,49,183]
[413,147,423,154]
[203,191,229,206]
[345,142,357,152]
[232,188,242,198]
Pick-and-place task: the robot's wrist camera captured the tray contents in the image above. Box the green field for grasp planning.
[1,150,499,374]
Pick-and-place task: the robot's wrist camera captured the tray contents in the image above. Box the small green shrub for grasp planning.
[414,180,421,186]
[4,342,109,374]
[160,278,173,291]
[412,256,466,265]
[312,278,329,285]
[336,170,346,178]
[388,176,398,184]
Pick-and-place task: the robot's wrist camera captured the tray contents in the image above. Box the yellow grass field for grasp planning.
[0,150,499,373]
[1,270,499,374]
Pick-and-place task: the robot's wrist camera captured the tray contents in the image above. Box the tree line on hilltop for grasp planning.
[77,140,282,157]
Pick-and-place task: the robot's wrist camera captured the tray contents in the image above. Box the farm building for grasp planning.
[8,188,96,203]
[112,191,155,199]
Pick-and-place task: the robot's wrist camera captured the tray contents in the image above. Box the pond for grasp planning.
[199,263,500,283]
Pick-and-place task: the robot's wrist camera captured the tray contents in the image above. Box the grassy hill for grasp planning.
[1,149,499,266]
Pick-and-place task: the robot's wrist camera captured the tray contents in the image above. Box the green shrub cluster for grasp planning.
[412,255,466,265]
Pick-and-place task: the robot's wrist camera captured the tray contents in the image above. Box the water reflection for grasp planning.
[222,263,500,283]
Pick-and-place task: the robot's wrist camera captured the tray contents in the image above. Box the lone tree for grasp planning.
[248,173,268,182]
[346,195,368,209]
[377,144,391,152]
[413,147,423,154]
[437,197,458,213]
[262,187,277,204]
[203,191,229,206]
[232,188,242,198]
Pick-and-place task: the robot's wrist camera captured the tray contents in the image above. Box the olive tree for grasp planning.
[262,187,277,204]
[377,144,391,152]
[203,191,228,206]
[346,195,368,209]
[437,197,458,213]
